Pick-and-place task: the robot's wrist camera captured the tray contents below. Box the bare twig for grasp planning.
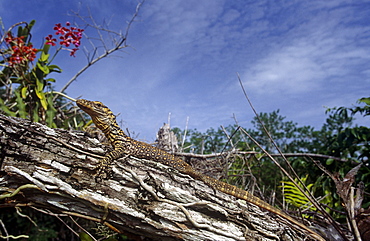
[176,150,348,162]
[181,116,190,151]
[0,21,27,44]
[54,1,145,99]
[236,73,348,241]
[68,216,96,241]
[220,125,235,150]
[0,218,29,240]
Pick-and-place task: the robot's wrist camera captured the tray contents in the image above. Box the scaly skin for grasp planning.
[76,99,324,241]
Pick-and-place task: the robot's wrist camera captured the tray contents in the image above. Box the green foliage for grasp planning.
[173,125,252,154]
[80,232,95,241]
[337,97,370,117]
[281,176,316,211]
[80,226,130,241]
[1,21,58,127]
[323,98,370,162]
[0,19,136,241]
[281,175,340,219]
[173,98,370,217]
[249,110,314,153]
[0,208,58,241]
[321,98,370,210]
[0,20,82,129]
[173,127,223,154]
[174,110,317,155]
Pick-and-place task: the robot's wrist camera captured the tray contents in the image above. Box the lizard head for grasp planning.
[76,99,116,126]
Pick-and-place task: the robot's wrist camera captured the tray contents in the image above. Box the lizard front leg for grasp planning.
[95,148,128,178]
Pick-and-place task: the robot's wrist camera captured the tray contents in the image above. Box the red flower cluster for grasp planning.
[5,33,38,66]
[46,22,84,57]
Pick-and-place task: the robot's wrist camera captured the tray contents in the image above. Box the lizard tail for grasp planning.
[198,174,325,241]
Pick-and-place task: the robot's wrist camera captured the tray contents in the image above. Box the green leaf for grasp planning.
[306,183,314,190]
[21,86,28,99]
[35,77,44,92]
[46,78,56,83]
[15,91,27,119]
[83,120,93,129]
[17,20,36,42]
[280,179,316,211]
[34,80,47,111]
[42,43,51,54]
[35,92,48,110]
[0,99,17,117]
[37,62,49,74]
[362,132,368,141]
[46,94,57,128]
[17,25,23,38]
[359,97,370,105]
[79,232,94,241]
[47,64,62,73]
[28,20,36,35]
[326,158,334,165]
[40,51,50,62]
[103,237,119,241]
[32,102,40,122]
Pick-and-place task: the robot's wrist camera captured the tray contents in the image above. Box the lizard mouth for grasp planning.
[76,99,90,109]
[76,99,86,106]
[76,99,108,117]
[76,99,95,116]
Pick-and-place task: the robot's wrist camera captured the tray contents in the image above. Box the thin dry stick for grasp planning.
[237,73,348,241]
[220,125,236,151]
[349,188,362,241]
[176,150,346,162]
[311,155,362,240]
[0,21,27,44]
[237,73,318,198]
[29,205,119,236]
[232,114,252,150]
[53,215,81,239]
[216,125,241,183]
[68,216,97,241]
[0,218,29,240]
[167,112,171,127]
[181,116,189,151]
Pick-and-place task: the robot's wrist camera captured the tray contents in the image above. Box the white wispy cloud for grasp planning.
[1,0,368,138]
[241,1,370,97]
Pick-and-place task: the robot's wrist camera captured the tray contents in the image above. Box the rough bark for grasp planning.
[0,114,321,240]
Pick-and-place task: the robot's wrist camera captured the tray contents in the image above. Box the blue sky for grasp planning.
[1,0,369,141]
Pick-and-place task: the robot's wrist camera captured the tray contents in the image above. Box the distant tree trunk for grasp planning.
[0,114,320,241]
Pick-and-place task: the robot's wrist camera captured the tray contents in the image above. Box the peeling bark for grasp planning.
[0,114,321,240]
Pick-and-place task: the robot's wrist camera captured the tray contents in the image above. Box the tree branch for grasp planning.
[176,150,349,162]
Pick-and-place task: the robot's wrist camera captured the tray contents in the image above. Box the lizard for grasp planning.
[76,99,325,241]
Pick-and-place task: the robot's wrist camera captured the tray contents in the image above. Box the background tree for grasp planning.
[172,98,369,238]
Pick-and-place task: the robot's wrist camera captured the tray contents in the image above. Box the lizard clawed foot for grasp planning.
[94,162,113,181]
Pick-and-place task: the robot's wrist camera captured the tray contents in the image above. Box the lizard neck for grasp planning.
[92,115,128,146]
